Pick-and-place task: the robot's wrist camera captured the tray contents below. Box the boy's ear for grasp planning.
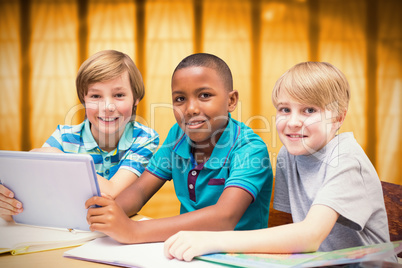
[134,99,140,106]
[228,90,239,113]
[333,109,347,130]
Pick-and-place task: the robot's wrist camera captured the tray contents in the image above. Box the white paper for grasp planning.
[64,236,223,268]
[0,219,104,254]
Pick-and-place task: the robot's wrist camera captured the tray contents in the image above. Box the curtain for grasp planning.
[0,1,20,150]
[0,0,401,218]
[30,0,79,149]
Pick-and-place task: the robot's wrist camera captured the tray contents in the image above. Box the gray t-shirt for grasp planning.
[273,132,392,253]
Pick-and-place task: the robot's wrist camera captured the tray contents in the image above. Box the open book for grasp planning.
[64,236,401,268]
[197,240,402,268]
[0,219,104,255]
[64,236,224,268]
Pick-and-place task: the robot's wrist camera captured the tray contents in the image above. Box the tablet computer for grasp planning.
[0,150,100,231]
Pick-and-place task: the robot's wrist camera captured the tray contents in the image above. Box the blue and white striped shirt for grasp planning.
[44,119,159,180]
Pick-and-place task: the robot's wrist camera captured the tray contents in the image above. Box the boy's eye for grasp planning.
[175,96,185,102]
[200,93,211,99]
[89,94,101,99]
[279,107,290,113]
[115,93,124,98]
[304,107,316,114]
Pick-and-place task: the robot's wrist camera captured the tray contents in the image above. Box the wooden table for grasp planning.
[0,247,113,268]
[0,215,146,268]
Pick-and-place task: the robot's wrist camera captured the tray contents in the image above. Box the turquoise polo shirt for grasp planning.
[146,116,273,230]
[44,119,159,180]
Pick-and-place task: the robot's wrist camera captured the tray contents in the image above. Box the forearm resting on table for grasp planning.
[115,171,166,217]
[208,205,338,254]
[90,175,251,244]
[130,187,252,243]
[114,185,150,217]
[210,222,321,254]
[129,202,244,244]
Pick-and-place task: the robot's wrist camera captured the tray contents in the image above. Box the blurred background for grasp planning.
[0,0,401,219]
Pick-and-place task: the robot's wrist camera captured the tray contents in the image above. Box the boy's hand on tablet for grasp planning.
[0,184,23,219]
[85,193,136,243]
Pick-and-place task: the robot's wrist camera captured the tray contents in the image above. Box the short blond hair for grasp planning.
[272,62,350,117]
[76,50,144,114]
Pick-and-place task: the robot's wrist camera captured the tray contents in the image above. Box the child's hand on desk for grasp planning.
[0,184,23,221]
[164,231,217,262]
[86,193,136,243]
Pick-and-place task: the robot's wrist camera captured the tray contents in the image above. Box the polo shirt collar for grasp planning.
[172,132,192,160]
[118,121,135,151]
[82,119,134,152]
[205,115,239,169]
[83,119,99,150]
[173,114,239,169]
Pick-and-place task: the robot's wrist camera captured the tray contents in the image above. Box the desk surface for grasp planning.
[0,215,146,268]
[0,247,113,268]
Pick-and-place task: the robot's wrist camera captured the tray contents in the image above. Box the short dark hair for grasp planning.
[173,53,233,91]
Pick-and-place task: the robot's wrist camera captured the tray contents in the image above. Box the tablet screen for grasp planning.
[0,150,100,231]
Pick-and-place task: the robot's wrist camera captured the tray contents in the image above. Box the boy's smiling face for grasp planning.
[84,71,137,150]
[172,66,238,150]
[275,91,341,156]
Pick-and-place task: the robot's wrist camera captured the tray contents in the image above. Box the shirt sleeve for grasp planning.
[145,126,178,180]
[119,129,160,177]
[42,125,65,152]
[313,156,372,231]
[224,136,273,203]
[273,147,291,213]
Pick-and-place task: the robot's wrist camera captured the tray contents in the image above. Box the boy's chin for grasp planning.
[186,136,213,149]
[287,145,325,156]
[288,150,309,156]
[98,126,125,136]
[284,145,311,156]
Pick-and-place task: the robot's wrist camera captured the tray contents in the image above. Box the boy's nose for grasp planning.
[101,99,116,112]
[107,103,116,112]
[288,113,303,128]
[185,100,200,116]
